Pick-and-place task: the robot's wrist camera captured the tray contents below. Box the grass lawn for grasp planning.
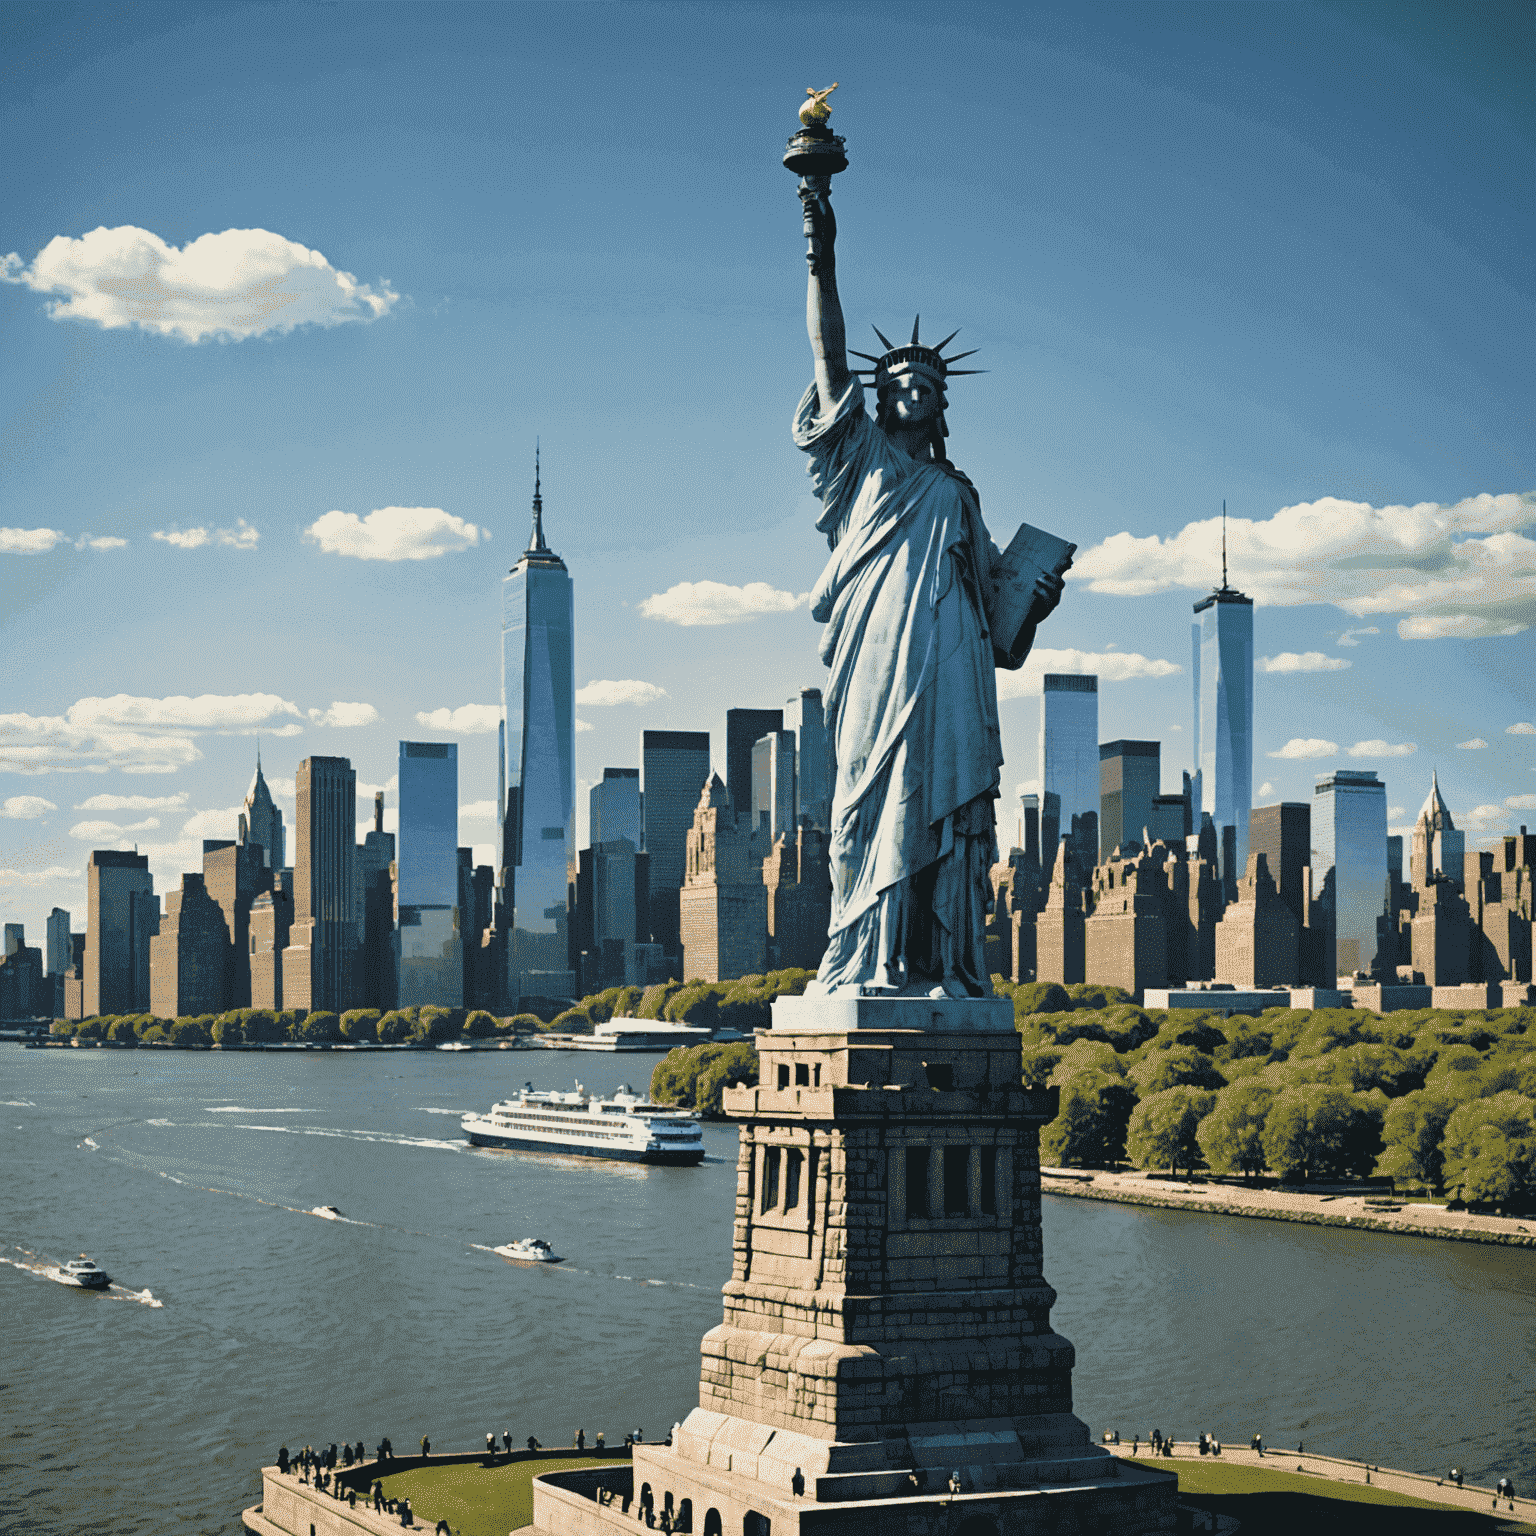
[377,1454,627,1536]
[1125,1459,1535,1535]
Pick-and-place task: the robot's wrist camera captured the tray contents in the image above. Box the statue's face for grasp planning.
[880,372,942,425]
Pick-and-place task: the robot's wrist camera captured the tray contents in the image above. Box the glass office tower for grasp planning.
[499,458,576,999]
[641,728,712,956]
[1039,674,1098,877]
[1193,581,1254,894]
[397,740,461,1006]
[1099,739,1160,858]
[1313,769,1388,980]
[591,767,642,848]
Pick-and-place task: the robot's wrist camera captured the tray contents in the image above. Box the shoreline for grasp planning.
[1040,1167,1536,1248]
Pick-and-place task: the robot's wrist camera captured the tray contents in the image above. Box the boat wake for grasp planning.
[205,1105,312,1114]
[414,1107,464,1115]
[233,1123,465,1153]
[2,1100,37,1107]
[3,1249,164,1306]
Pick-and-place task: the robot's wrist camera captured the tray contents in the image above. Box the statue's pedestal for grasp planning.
[532,993,1178,1535]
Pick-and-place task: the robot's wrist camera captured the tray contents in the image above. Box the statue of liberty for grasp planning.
[792,142,1065,1000]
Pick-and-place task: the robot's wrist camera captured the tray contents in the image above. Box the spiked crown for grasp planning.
[850,315,985,392]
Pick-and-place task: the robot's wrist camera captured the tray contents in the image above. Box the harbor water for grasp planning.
[2,1044,1531,1535]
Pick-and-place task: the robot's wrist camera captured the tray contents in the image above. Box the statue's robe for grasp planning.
[794,377,1007,994]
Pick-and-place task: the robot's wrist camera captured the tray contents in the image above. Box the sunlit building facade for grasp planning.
[499,459,575,1000]
[1193,581,1254,896]
[397,740,462,1007]
[1313,769,1389,980]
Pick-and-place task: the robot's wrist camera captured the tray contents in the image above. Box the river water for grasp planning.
[2,1045,1531,1536]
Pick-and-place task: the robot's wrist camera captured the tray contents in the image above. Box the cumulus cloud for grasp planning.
[1071,491,1536,640]
[178,806,245,841]
[307,702,379,729]
[2,527,68,554]
[69,816,160,840]
[77,534,127,551]
[1258,651,1351,674]
[1508,722,1536,736]
[1268,738,1338,760]
[1014,779,1041,797]
[1,225,397,342]
[414,705,500,735]
[639,581,808,626]
[152,518,258,551]
[1389,806,1405,820]
[1337,626,1379,647]
[1,795,57,819]
[995,648,1181,703]
[1507,794,1536,810]
[1,693,301,776]
[1457,738,1489,750]
[459,799,498,821]
[75,792,188,811]
[1347,740,1417,758]
[0,865,81,887]
[1258,782,1275,799]
[306,507,481,561]
[575,680,668,707]
[576,719,593,733]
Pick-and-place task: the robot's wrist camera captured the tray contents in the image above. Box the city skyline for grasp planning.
[3,3,1533,938]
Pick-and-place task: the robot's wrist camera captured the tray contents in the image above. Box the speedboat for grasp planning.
[55,1255,111,1289]
[492,1238,563,1265]
[310,1205,345,1220]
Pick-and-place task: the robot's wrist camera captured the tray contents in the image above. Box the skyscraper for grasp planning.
[397,740,462,1006]
[1410,771,1465,890]
[499,454,575,1000]
[1192,527,1254,895]
[202,838,270,1007]
[1039,674,1098,877]
[591,767,642,847]
[1248,802,1311,936]
[45,907,71,978]
[84,850,155,1016]
[1098,739,1160,857]
[641,728,711,958]
[1313,769,1388,981]
[357,791,397,1009]
[725,708,784,823]
[785,687,830,830]
[238,751,286,870]
[284,755,357,1012]
[751,730,797,840]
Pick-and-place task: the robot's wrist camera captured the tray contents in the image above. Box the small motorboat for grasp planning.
[309,1205,345,1221]
[492,1238,562,1265]
[54,1254,111,1289]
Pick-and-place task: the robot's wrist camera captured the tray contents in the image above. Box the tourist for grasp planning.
[277,1447,290,1474]
[792,1469,805,1496]
[635,1428,644,1443]
[624,1434,634,1450]
[1297,1441,1304,1454]
[381,1437,394,1462]
[343,1444,353,1467]
[576,1429,586,1450]
[401,1496,414,1526]
[436,1522,452,1535]
[596,1432,605,1450]
[1199,1434,1208,1456]
[503,1430,512,1453]
[1212,1439,1221,1457]
[487,1432,496,1455]
[949,1470,962,1494]
[1452,1467,1464,1489]
[372,1481,384,1511]
[420,1435,431,1460]
[528,1436,541,1453]
[356,1441,365,1463]
[1131,1437,1138,1456]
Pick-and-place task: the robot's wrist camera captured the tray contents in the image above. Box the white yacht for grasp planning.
[309,1206,345,1221]
[462,1082,705,1165]
[493,1238,562,1264]
[54,1255,111,1289]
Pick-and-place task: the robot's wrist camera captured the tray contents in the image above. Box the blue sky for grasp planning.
[3,0,1532,938]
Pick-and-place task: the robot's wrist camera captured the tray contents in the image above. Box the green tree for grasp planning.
[1196,1081,1276,1177]
[1130,1045,1226,1096]
[637,980,685,1019]
[1261,1084,1382,1182]
[1048,1039,1124,1084]
[546,1008,593,1034]
[499,1012,544,1034]
[211,1012,244,1046]
[1125,1086,1216,1175]
[75,1017,105,1041]
[50,1018,78,1038]
[1010,982,1072,1019]
[169,1017,212,1048]
[1376,1090,1455,1191]
[107,1017,138,1044]
[140,1023,170,1044]
[693,1042,760,1116]
[1065,983,1134,1010]
[340,1009,381,1043]
[408,1006,463,1043]
[1041,1071,1137,1167]
[296,1010,343,1043]
[649,1041,758,1117]
[377,1010,413,1044]
[1020,1047,1065,1089]
[463,1010,498,1039]
[240,1009,284,1043]
[1441,1092,1536,1209]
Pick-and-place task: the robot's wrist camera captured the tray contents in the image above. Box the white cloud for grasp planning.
[1,693,301,776]
[576,719,593,733]
[1258,782,1275,799]
[307,702,379,729]
[1258,651,1351,674]
[76,534,127,551]
[1,795,57,819]
[459,799,498,821]
[575,679,668,707]
[996,648,1181,702]
[178,806,246,841]
[1508,722,1536,736]
[1388,806,1405,819]
[1467,804,1506,823]
[1337,626,1379,647]
[414,704,500,735]
[69,816,161,840]
[305,507,481,562]
[152,519,258,551]
[0,865,80,887]
[1014,779,1040,797]
[1,225,397,342]
[356,775,396,800]
[1457,738,1489,750]
[75,792,188,811]
[268,777,296,801]
[1347,740,1417,758]
[1507,794,1536,811]
[1268,738,1338,760]
[1071,491,1536,639]
[1,527,66,554]
[639,580,808,626]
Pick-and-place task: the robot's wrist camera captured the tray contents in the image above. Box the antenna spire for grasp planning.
[1221,499,1228,590]
[528,438,548,553]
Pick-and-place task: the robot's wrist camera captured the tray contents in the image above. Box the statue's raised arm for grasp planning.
[799,175,850,407]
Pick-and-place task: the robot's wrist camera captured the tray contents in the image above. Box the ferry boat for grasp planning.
[53,1255,111,1289]
[462,1082,705,1165]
